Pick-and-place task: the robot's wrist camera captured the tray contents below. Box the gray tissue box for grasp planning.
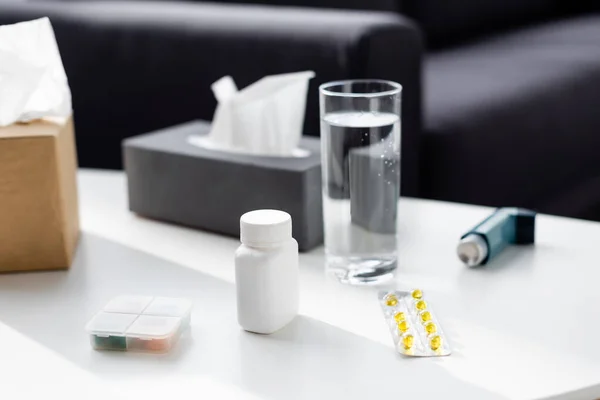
[123,120,323,251]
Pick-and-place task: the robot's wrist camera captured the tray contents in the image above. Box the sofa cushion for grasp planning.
[402,0,560,48]
[211,0,399,11]
[36,0,400,12]
[421,16,600,219]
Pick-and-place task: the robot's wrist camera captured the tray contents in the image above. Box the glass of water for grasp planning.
[319,80,401,285]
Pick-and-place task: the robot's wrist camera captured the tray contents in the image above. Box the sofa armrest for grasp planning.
[0,1,423,196]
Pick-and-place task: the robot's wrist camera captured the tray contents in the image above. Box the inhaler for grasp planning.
[457,208,536,267]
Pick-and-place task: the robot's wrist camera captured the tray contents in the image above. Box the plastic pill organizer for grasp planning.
[379,289,451,357]
[86,295,192,352]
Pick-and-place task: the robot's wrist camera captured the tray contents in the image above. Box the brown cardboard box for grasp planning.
[0,116,79,272]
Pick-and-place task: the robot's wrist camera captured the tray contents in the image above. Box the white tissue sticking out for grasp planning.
[189,71,315,157]
[0,18,72,127]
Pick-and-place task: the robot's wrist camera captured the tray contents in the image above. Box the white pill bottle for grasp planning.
[235,209,299,334]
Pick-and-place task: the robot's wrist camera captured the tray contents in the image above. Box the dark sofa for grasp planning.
[1,0,600,220]
[0,1,423,197]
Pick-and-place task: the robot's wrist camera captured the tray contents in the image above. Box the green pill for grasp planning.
[93,335,127,350]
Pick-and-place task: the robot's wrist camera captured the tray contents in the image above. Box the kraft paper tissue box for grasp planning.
[0,117,79,272]
[123,120,323,251]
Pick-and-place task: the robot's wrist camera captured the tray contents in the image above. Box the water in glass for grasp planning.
[321,110,400,284]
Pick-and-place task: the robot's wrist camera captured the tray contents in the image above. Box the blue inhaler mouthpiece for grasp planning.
[457,208,536,267]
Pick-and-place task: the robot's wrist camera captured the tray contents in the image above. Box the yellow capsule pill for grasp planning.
[415,300,427,311]
[430,335,442,351]
[402,334,414,350]
[385,294,398,307]
[397,320,410,333]
[425,322,437,335]
[393,311,406,323]
[411,289,423,299]
[420,311,432,323]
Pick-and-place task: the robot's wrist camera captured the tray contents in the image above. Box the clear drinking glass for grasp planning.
[319,80,401,285]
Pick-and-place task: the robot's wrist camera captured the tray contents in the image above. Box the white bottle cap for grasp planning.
[240,209,292,247]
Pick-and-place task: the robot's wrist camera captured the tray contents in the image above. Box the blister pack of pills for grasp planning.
[379,289,451,357]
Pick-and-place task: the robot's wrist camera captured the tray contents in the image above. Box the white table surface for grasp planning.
[1,169,600,400]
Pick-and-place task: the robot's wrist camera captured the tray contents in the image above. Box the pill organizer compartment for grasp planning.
[86,312,137,350]
[126,315,182,352]
[143,296,193,327]
[86,296,192,352]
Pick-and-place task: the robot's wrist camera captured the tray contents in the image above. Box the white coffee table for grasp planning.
[1,169,599,400]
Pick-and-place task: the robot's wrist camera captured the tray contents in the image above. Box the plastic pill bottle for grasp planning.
[235,209,299,334]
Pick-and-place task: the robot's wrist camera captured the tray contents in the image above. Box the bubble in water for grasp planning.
[380,155,384,158]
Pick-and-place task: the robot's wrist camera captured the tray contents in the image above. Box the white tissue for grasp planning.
[190,71,315,157]
[0,18,71,127]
